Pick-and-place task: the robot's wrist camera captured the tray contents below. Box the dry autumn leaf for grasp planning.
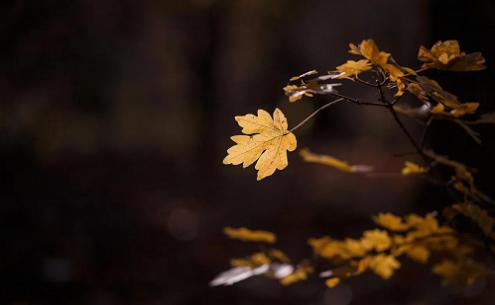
[373,213,410,231]
[299,148,373,173]
[349,39,411,96]
[402,161,428,175]
[224,227,276,243]
[367,254,401,279]
[325,277,340,288]
[418,40,485,71]
[335,59,372,78]
[223,108,297,180]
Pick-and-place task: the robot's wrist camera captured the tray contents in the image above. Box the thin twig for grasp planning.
[420,117,433,150]
[290,98,344,132]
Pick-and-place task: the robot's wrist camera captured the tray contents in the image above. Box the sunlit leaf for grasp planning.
[224,227,276,243]
[373,213,410,231]
[223,108,297,180]
[368,254,401,279]
[362,230,391,251]
[325,277,341,288]
[335,59,372,78]
[280,265,313,285]
[299,148,373,173]
[401,161,428,176]
[418,40,485,71]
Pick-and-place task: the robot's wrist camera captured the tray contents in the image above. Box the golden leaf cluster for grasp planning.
[308,213,476,287]
[216,38,495,293]
[346,39,413,96]
[418,40,485,71]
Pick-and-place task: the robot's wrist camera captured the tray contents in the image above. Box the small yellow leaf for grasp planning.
[325,277,341,288]
[401,161,428,176]
[299,148,373,173]
[230,252,271,267]
[283,84,318,103]
[404,245,430,263]
[362,230,391,251]
[269,249,291,263]
[336,59,372,78]
[368,254,401,279]
[431,103,445,114]
[358,39,390,67]
[280,265,313,285]
[224,227,276,243]
[348,42,361,55]
[373,213,410,231]
[223,108,297,180]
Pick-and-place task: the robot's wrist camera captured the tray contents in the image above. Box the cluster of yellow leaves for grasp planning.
[401,161,428,176]
[407,76,480,118]
[224,227,276,243]
[223,108,297,180]
[418,40,485,71]
[219,211,492,289]
[299,148,373,173]
[346,39,414,96]
[310,213,470,287]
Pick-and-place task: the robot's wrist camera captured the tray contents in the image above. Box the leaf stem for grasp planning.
[289,98,344,132]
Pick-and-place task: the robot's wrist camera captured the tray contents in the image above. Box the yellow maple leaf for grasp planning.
[336,59,372,78]
[358,39,390,66]
[223,108,297,180]
[401,161,428,175]
[373,213,410,231]
[418,40,485,71]
[299,148,373,173]
[368,254,401,279]
[224,227,276,243]
[362,230,391,252]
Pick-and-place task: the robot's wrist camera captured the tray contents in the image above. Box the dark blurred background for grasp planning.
[1,1,495,305]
